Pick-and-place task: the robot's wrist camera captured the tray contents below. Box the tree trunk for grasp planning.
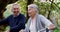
[47,0,54,20]
[26,0,34,23]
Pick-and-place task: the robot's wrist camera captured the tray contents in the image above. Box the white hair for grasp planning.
[11,3,20,11]
[28,4,39,13]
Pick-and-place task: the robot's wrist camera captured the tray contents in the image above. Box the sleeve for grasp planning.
[24,18,31,32]
[40,15,53,27]
[0,17,9,25]
[10,15,25,31]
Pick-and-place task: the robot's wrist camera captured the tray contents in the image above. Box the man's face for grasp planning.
[28,7,36,17]
[12,5,20,16]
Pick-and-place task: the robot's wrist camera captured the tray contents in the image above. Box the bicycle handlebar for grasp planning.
[38,28,49,32]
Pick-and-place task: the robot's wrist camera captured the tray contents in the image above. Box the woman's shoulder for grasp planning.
[38,14,45,18]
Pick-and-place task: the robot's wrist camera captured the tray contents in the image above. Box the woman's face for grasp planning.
[28,7,36,17]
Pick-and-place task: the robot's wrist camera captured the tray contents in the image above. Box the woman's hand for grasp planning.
[48,24,55,30]
[19,29,25,32]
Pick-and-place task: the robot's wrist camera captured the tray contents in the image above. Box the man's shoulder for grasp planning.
[19,14,25,17]
[7,15,13,18]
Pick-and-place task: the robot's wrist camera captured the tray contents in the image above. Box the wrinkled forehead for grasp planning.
[12,4,19,8]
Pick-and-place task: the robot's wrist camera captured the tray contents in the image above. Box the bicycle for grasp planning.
[38,28,49,32]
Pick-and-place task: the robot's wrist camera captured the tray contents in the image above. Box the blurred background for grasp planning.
[0,0,60,32]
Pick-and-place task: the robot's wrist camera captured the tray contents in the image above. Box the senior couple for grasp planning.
[0,3,55,32]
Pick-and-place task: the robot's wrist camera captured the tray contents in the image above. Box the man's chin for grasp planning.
[13,14,18,16]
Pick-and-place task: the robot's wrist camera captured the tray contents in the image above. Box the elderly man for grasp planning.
[0,4,25,32]
[25,4,55,32]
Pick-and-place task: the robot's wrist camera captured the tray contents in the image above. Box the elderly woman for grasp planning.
[25,4,55,32]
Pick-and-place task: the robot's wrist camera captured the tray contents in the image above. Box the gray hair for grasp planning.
[11,3,20,11]
[28,4,39,13]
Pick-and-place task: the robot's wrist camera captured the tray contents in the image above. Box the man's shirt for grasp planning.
[0,14,25,32]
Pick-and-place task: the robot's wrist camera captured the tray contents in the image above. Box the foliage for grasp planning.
[3,0,60,32]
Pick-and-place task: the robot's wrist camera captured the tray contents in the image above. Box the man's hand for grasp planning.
[4,29,10,32]
[19,29,25,32]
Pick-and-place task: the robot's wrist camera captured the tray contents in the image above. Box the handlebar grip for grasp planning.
[46,28,49,32]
